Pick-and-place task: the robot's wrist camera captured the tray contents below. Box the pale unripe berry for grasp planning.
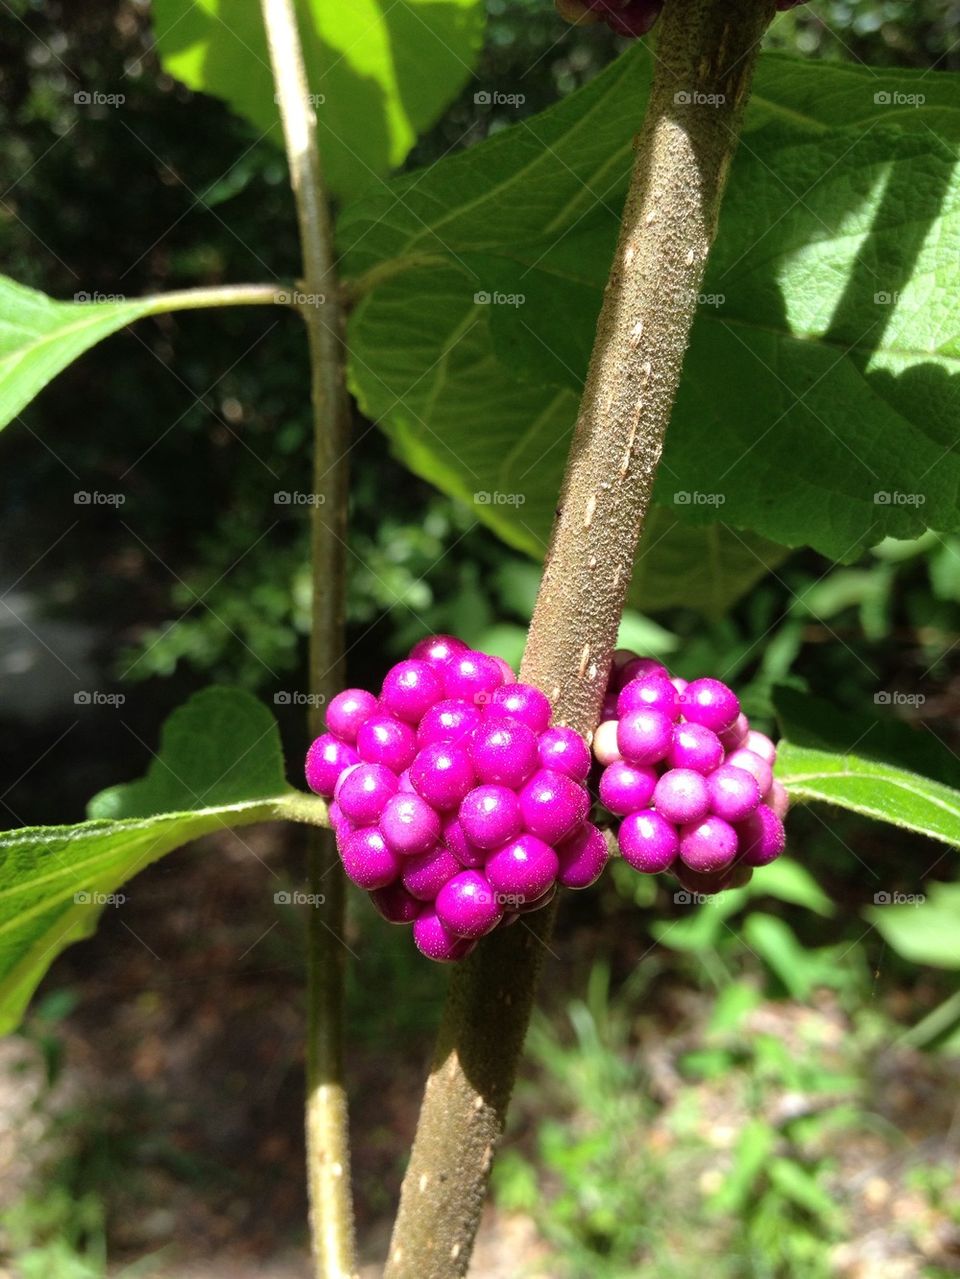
[326,688,378,743]
[679,815,739,873]
[619,809,678,874]
[379,792,441,855]
[592,720,623,765]
[306,733,360,797]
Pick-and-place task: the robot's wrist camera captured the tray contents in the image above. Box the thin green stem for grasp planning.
[260,1,355,1276]
[134,283,293,312]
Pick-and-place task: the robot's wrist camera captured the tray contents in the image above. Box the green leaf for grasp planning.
[0,687,324,1034]
[741,913,823,1000]
[867,882,960,969]
[747,858,835,919]
[339,47,960,568]
[0,278,281,435]
[151,0,485,200]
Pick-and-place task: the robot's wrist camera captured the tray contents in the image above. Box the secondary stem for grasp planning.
[259,1,355,1276]
[385,3,775,1274]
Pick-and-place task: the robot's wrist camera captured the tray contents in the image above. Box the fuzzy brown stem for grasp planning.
[260,1,355,1275]
[384,3,775,1274]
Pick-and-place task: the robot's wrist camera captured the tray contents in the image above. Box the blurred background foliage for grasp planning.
[0,1,959,1276]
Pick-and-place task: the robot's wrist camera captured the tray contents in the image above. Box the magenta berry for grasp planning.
[616,671,678,720]
[515,881,557,914]
[470,716,539,788]
[537,725,591,780]
[409,742,475,810]
[458,784,522,850]
[441,649,504,705]
[356,713,417,773]
[725,748,773,797]
[326,688,378,743]
[337,762,399,826]
[556,822,608,890]
[441,815,485,868]
[417,698,481,748]
[490,682,552,733]
[736,804,786,867]
[667,722,724,775]
[413,908,477,962]
[305,733,360,797]
[518,769,590,844]
[485,833,559,902]
[599,760,657,816]
[381,658,443,724]
[707,764,761,823]
[619,656,668,687]
[617,708,674,766]
[653,768,711,825]
[435,870,503,938]
[619,810,679,874]
[401,844,461,901]
[340,827,402,891]
[409,633,468,666]
[369,880,421,924]
[378,792,441,855]
[679,815,739,873]
[492,656,517,685]
[745,730,777,765]
[766,780,790,820]
[719,712,750,752]
[679,678,740,734]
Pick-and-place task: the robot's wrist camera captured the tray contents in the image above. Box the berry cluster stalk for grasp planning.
[384,2,776,1274]
[259,1,355,1276]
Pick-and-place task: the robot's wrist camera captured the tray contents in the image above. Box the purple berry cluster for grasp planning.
[305,636,605,963]
[595,652,788,895]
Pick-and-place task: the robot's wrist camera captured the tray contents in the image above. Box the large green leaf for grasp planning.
[867,883,960,969]
[0,687,326,1034]
[151,0,485,199]
[0,277,282,434]
[339,47,960,573]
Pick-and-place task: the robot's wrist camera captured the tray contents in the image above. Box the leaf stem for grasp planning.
[259,1,355,1276]
[384,3,775,1274]
[133,282,294,312]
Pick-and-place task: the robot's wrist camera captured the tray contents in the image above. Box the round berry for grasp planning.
[736,805,785,867]
[485,834,559,902]
[306,733,360,797]
[766,780,790,820]
[745,730,777,765]
[680,678,740,733]
[470,716,539,788]
[397,768,416,793]
[337,762,399,826]
[667,722,724,775]
[679,815,739,873]
[653,768,710,824]
[326,688,378,743]
[413,908,477,962]
[492,656,517,685]
[333,763,359,801]
[538,726,591,780]
[619,809,678,874]
[518,769,590,844]
[435,870,503,938]
[515,881,557,914]
[378,793,441,855]
[381,659,443,724]
[670,676,688,696]
[417,699,482,748]
[719,712,750,752]
[616,671,678,719]
[490,682,552,733]
[410,634,468,666]
[617,708,674,766]
[725,748,773,797]
[707,764,761,823]
[619,656,669,686]
[356,714,417,773]
[601,693,620,721]
[340,827,402,891]
[368,880,421,924]
[458,784,522,850]
[672,859,751,895]
[598,760,657,815]
[556,822,608,889]
[441,816,484,867]
[409,743,475,810]
[442,650,504,706]
[401,844,461,901]
[600,0,663,38]
[592,720,623,765]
